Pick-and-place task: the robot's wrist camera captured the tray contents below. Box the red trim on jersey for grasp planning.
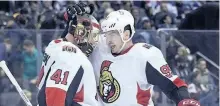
[173,77,188,88]
[46,87,66,106]
[54,39,62,43]
[119,45,134,55]
[73,85,84,102]
[136,83,151,106]
[36,66,44,87]
[92,23,100,29]
[64,12,68,21]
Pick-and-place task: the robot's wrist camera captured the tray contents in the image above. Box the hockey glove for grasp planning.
[67,17,78,35]
[178,99,200,106]
[64,4,82,21]
[64,2,92,21]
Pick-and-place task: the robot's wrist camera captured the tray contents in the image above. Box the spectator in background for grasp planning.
[38,1,56,29]
[134,16,153,44]
[137,16,155,30]
[22,39,40,91]
[19,1,39,29]
[191,58,215,93]
[166,36,179,67]
[131,6,142,28]
[158,14,177,28]
[6,13,28,45]
[154,2,176,28]
[95,2,111,21]
[4,13,26,78]
[143,3,154,21]
[110,1,121,10]
[99,7,114,23]
[0,38,21,94]
[122,1,132,12]
[153,2,178,17]
[173,46,194,83]
[175,1,192,20]
[38,1,57,47]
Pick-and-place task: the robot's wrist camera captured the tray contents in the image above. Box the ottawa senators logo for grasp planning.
[98,60,120,103]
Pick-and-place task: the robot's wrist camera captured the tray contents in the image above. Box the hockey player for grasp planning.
[63,3,200,106]
[89,10,201,106]
[36,3,99,106]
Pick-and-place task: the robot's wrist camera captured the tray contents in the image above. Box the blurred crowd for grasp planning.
[0,1,219,106]
[0,1,215,30]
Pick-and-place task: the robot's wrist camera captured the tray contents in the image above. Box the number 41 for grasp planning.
[50,69,69,85]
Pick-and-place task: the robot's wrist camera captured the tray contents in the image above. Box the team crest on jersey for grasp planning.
[98,60,120,103]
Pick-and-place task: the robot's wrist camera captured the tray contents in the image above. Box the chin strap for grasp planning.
[118,41,127,53]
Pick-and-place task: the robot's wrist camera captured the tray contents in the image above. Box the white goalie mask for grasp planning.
[74,14,100,48]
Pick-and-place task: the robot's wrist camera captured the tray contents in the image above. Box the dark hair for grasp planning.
[23,39,34,46]
[124,24,132,37]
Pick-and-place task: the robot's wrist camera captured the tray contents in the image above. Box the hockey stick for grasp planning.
[0,60,33,106]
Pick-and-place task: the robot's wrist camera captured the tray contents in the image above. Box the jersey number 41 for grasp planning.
[50,69,69,85]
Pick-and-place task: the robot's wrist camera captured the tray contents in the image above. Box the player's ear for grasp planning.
[123,30,130,41]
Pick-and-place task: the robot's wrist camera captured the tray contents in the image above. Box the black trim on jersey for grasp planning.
[145,62,177,92]
[169,86,190,104]
[45,61,56,81]
[145,62,190,104]
[63,38,68,41]
[37,61,55,106]
[37,77,47,106]
[65,66,84,106]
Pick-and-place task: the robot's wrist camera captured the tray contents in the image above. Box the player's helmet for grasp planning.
[101,9,135,42]
[74,14,100,48]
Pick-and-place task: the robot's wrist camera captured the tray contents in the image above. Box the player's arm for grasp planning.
[142,44,200,106]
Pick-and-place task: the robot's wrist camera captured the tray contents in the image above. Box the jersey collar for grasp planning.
[112,45,134,56]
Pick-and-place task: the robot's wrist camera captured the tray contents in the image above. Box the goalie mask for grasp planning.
[74,14,100,48]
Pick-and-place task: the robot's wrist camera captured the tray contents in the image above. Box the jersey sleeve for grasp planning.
[141,44,187,92]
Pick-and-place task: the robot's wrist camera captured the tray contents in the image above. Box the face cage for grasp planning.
[74,23,99,49]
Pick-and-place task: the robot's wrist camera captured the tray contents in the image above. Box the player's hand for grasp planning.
[78,42,93,57]
[64,3,87,21]
[178,99,200,106]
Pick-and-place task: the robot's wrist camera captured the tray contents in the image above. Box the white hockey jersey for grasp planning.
[36,39,98,106]
[89,41,187,106]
